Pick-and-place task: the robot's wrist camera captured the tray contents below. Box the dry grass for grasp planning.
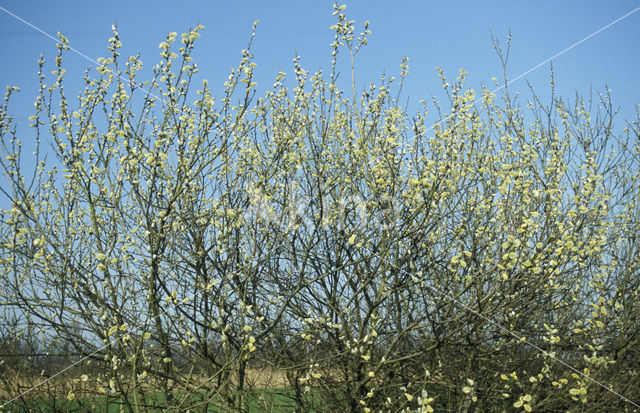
[0,366,292,402]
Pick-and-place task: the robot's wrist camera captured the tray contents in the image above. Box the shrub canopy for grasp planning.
[1,6,640,412]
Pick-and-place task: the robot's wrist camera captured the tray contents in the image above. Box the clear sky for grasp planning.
[1,1,639,188]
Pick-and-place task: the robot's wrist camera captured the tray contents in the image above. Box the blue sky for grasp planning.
[1,1,639,183]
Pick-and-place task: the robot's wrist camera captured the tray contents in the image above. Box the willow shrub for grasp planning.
[1,5,640,413]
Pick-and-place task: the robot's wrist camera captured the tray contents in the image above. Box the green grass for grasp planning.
[2,388,323,412]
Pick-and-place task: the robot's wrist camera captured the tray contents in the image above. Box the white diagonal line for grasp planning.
[0,242,287,408]
[429,5,640,133]
[0,5,174,111]
[1,2,639,410]
[491,5,640,95]
[404,266,640,408]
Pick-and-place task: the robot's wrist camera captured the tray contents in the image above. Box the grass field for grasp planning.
[2,387,324,412]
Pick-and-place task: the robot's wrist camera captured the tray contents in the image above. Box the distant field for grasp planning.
[1,369,323,412]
